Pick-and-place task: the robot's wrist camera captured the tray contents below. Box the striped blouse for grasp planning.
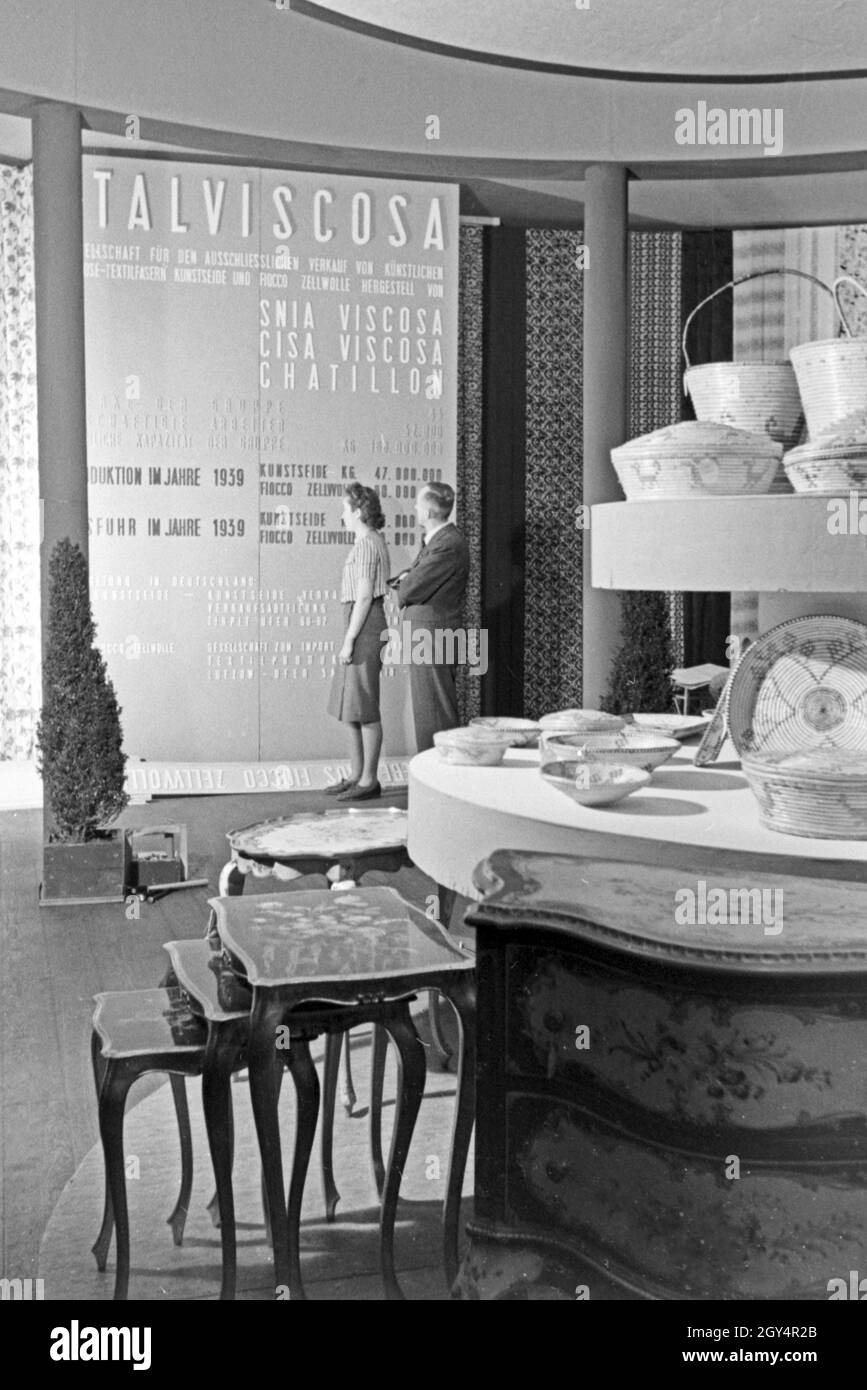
[339,529,391,602]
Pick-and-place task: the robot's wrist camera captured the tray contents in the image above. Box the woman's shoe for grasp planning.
[324,776,360,796]
[336,779,382,802]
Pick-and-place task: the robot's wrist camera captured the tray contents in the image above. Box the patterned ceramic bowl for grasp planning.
[469,716,541,747]
[784,455,867,493]
[433,727,513,766]
[611,420,782,500]
[540,730,680,774]
[539,759,651,807]
[538,709,626,735]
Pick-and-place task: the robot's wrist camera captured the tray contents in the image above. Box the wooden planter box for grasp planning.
[40,829,132,907]
[128,825,189,891]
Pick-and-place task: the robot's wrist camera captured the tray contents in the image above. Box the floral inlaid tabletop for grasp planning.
[228,809,408,861]
[209,886,471,986]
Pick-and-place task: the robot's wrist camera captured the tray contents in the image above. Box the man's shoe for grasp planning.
[324,777,360,796]
[336,779,382,802]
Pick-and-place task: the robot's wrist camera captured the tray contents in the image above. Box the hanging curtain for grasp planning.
[524,229,584,715]
[455,225,484,725]
[0,162,40,761]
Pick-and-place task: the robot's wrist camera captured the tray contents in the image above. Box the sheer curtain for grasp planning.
[0,163,40,760]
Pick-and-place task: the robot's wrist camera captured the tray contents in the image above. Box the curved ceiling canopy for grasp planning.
[293,0,867,82]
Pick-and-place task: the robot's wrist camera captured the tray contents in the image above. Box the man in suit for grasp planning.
[394,482,470,752]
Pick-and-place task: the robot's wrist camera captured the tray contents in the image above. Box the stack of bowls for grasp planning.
[539,729,680,776]
[538,709,625,735]
[783,409,867,494]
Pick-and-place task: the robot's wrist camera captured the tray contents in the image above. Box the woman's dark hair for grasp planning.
[344,481,385,530]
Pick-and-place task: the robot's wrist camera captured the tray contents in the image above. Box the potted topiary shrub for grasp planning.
[602,591,676,716]
[37,538,131,905]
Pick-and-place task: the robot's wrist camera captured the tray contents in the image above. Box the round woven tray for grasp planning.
[726,615,867,757]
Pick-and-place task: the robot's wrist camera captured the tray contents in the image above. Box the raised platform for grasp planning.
[590,495,867,593]
[408,743,867,901]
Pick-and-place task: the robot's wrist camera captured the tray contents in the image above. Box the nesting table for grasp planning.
[218,806,460,1101]
[219,807,412,895]
[209,884,476,1299]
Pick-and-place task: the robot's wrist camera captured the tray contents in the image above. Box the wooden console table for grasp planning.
[454,848,867,1301]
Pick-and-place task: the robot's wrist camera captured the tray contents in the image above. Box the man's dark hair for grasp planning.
[420,481,455,521]
[344,481,385,530]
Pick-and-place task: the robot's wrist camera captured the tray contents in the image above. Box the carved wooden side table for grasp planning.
[454,848,867,1301]
[211,883,476,1299]
[217,806,460,1109]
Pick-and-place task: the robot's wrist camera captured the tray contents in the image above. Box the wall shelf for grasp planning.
[590,494,867,592]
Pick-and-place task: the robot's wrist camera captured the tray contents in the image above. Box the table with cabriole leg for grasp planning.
[217,807,453,1106]
[210,883,476,1299]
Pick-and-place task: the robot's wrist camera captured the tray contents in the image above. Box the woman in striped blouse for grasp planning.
[326,481,391,800]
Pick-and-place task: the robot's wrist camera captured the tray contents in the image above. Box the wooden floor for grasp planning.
[0,785,453,1284]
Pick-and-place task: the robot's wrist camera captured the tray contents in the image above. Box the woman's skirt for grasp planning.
[327,598,386,724]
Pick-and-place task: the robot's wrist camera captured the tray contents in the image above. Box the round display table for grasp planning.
[408,744,867,899]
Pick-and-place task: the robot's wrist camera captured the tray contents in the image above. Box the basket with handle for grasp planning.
[683,268,838,455]
[789,275,867,436]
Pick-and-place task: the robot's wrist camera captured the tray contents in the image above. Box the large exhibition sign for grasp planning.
[82,157,458,762]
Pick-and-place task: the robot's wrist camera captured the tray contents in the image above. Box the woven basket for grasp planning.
[789,275,867,436]
[683,270,836,458]
[742,750,867,839]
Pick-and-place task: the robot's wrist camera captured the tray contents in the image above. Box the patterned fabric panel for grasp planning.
[455,226,484,725]
[524,230,584,716]
[838,226,867,338]
[0,164,40,761]
[524,231,685,704]
[629,232,684,667]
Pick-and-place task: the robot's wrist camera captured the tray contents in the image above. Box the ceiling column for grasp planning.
[582,163,629,708]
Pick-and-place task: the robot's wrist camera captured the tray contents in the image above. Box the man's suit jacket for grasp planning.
[396,523,469,630]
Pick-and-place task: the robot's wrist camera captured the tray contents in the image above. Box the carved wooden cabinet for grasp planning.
[454,849,867,1301]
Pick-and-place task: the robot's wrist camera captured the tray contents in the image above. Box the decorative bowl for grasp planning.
[741,749,867,839]
[469,715,541,747]
[632,712,710,739]
[433,727,513,766]
[539,759,651,807]
[783,455,867,494]
[540,729,680,774]
[538,708,626,734]
[783,414,867,494]
[611,420,782,501]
